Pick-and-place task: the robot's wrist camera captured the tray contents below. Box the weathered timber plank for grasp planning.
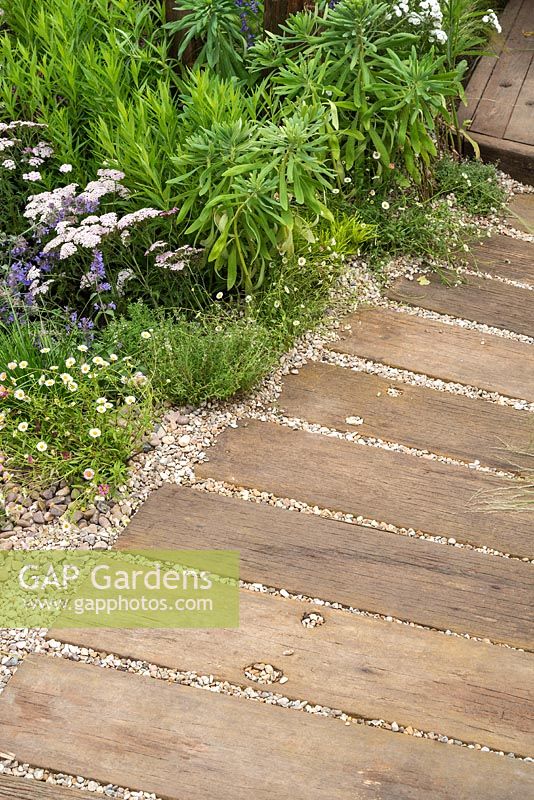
[0,775,80,800]
[58,589,534,754]
[506,194,534,234]
[471,50,533,139]
[197,420,534,557]
[1,656,533,800]
[386,272,534,337]
[329,307,534,400]
[467,131,534,185]
[467,234,534,283]
[278,362,533,470]
[457,0,524,124]
[117,486,534,648]
[505,55,534,146]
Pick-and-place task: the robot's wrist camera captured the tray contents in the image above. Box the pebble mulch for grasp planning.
[0,182,533,797]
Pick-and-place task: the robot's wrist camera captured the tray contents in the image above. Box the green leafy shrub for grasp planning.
[0,321,153,494]
[434,157,507,215]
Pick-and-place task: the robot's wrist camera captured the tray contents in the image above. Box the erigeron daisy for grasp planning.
[36,441,48,452]
[0,372,5,381]
[77,344,88,352]
[67,382,78,391]
[80,363,90,374]
[96,404,107,413]
[65,357,76,368]
[17,421,29,432]
[88,428,101,438]
[14,389,25,400]
[50,365,58,371]
[61,520,72,532]
[96,397,108,405]
[216,292,223,300]
[381,201,390,210]
[60,373,73,383]
[372,151,381,160]
[140,331,151,339]
[124,395,136,405]
[7,361,17,370]
[92,356,104,365]
[44,379,55,387]
[83,468,95,480]
[109,353,118,362]
[39,347,51,354]
[19,361,28,369]
[297,257,306,266]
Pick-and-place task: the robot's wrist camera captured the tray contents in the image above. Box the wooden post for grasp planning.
[164,0,197,65]
[263,0,307,34]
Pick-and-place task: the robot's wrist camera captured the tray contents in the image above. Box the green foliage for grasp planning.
[165,0,249,78]
[0,319,154,494]
[434,157,507,215]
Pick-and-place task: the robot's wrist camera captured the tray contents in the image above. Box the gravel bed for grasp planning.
[0,187,533,780]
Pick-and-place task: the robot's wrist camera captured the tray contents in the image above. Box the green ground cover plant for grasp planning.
[0,0,506,496]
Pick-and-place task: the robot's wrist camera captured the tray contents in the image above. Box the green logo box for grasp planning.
[0,550,239,629]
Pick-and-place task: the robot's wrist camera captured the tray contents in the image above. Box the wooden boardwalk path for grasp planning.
[459,0,534,182]
[0,199,533,798]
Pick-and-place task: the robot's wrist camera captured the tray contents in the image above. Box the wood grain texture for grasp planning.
[0,775,79,800]
[386,272,534,337]
[278,361,533,470]
[471,51,532,138]
[505,55,534,146]
[467,234,534,283]
[197,420,534,557]
[506,194,534,234]
[117,485,534,648]
[58,589,534,754]
[1,656,533,800]
[329,307,534,400]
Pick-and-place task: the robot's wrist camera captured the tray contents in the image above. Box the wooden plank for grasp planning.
[278,362,533,470]
[457,0,525,124]
[471,50,533,138]
[386,272,534,337]
[58,590,534,755]
[466,130,534,185]
[467,234,534,283]
[329,307,534,400]
[506,194,534,233]
[505,55,534,145]
[197,420,534,557]
[117,486,534,648]
[0,775,80,800]
[1,656,533,800]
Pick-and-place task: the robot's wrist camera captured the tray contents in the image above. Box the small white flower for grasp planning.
[140,331,151,340]
[18,360,28,369]
[67,381,78,391]
[96,404,107,413]
[65,357,76,368]
[17,421,29,432]
[83,468,95,481]
[381,201,390,210]
[14,389,25,400]
[77,344,89,352]
[88,427,101,439]
[22,171,42,182]
[1,159,16,170]
[60,373,73,383]
[36,441,48,452]
[109,353,118,362]
[44,379,55,387]
[7,361,17,370]
[59,163,73,173]
[297,257,307,267]
[372,151,381,160]
[80,363,90,374]
[124,395,136,405]
[216,291,224,300]
[39,347,51,354]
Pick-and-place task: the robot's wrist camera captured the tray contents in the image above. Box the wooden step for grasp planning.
[1,656,532,800]
[57,588,534,754]
[386,272,534,337]
[329,307,534,400]
[506,195,534,234]
[0,775,80,800]
[278,362,533,470]
[467,235,534,283]
[197,420,534,558]
[117,486,534,648]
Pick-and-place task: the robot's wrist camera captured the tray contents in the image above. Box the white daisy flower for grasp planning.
[36,441,48,452]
